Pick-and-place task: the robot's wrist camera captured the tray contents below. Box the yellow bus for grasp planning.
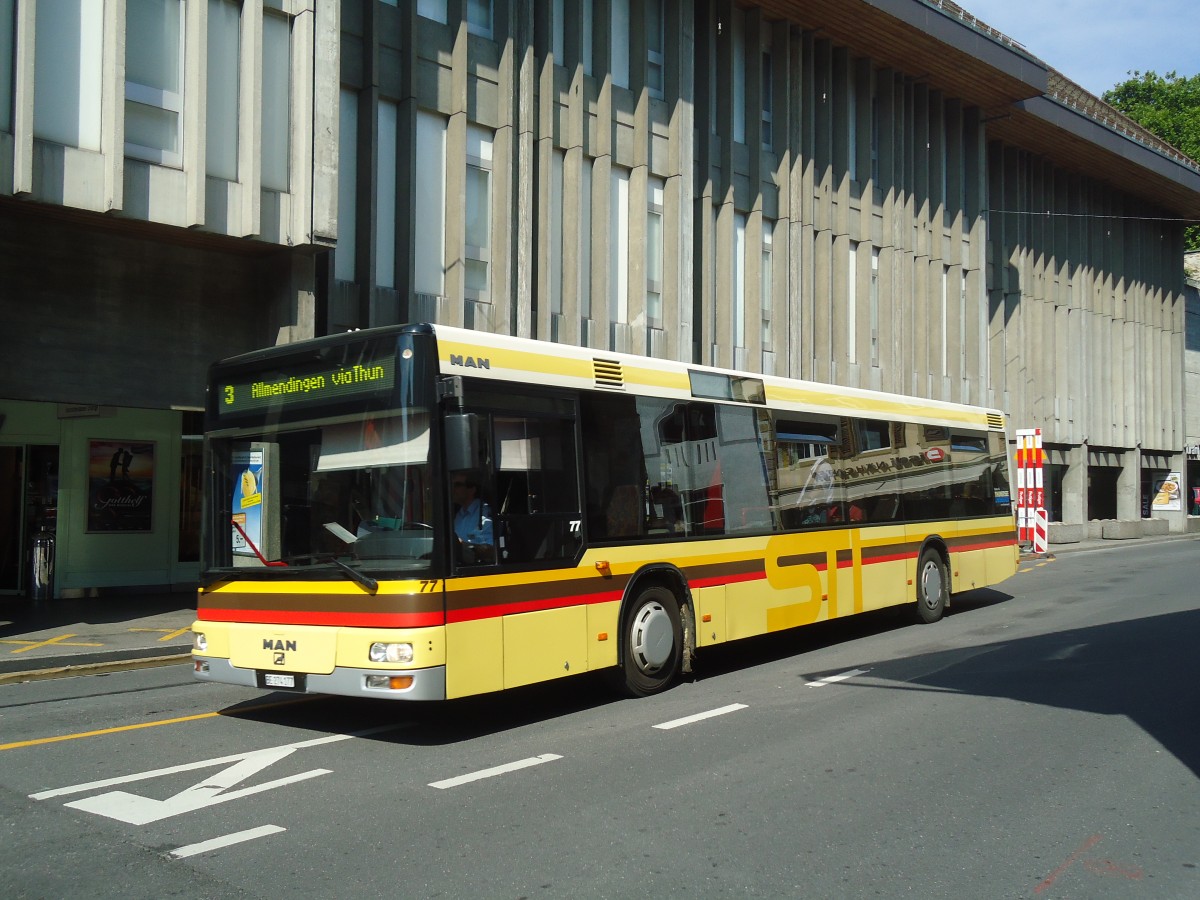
[192,324,1017,700]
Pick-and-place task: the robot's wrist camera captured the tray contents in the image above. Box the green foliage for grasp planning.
[1103,71,1200,251]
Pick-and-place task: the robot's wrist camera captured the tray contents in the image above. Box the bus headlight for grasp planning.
[369,642,413,664]
[194,632,207,652]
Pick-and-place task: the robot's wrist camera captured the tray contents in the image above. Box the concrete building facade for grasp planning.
[3,0,1199,598]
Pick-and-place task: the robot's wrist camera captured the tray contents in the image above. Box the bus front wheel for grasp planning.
[619,586,683,696]
[914,548,948,624]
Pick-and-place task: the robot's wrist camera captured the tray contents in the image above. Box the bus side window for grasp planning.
[581,394,647,541]
[493,413,582,565]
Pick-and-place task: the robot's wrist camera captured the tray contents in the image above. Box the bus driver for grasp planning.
[451,471,494,563]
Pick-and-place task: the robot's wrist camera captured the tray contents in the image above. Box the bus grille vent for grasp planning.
[593,358,625,390]
[987,413,1005,431]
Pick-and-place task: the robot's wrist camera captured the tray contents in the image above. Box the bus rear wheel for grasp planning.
[619,586,683,697]
[914,547,948,624]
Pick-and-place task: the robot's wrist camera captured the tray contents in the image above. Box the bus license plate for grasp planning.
[258,671,305,691]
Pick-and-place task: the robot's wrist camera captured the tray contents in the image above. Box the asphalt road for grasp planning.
[2,539,1199,899]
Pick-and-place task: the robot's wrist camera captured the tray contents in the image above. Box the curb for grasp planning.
[0,647,192,684]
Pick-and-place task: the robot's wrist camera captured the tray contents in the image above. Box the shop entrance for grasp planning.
[0,445,59,595]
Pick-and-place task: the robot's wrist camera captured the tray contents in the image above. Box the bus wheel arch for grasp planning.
[914,539,950,624]
[614,566,693,697]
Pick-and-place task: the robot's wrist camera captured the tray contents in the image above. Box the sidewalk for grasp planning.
[0,592,196,685]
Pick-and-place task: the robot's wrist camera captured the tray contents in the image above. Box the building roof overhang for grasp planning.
[748,0,1200,222]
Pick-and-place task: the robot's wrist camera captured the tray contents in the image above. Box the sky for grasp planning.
[955,0,1198,97]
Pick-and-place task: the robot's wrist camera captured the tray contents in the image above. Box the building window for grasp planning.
[418,0,447,24]
[414,110,447,297]
[760,24,773,149]
[552,0,565,65]
[847,241,858,364]
[731,6,745,144]
[125,0,184,166]
[0,0,14,133]
[34,0,103,149]
[550,149,565,327]
[583,0,594,77]
[336,89,358,283]
[610,166,630,329]
[762,222,773,347]
[871,90,881,187]
[848,75,858,183]
[376,101,398,289]
[611,0,630,89]
[580,159,593,321]
[467,0,492,39]
[465,125,493,300]
[646,0,664,99]
[206,0,240,180]
[734,212,747,352]
[261,12,291,191]
[870,248,880,366]
[646,179,665,329]
[941,265,950,376]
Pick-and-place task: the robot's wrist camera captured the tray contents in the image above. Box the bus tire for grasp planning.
[618,586,683,697]
[914,547,948,624]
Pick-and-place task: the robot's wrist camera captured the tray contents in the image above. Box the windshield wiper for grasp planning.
[275,552,380,594]
[327,556,379,594]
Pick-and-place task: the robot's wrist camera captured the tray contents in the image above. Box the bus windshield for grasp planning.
[200,329,441,582]
[203,408,437,580]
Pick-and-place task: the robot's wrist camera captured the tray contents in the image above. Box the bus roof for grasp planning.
[210,322,1005,433]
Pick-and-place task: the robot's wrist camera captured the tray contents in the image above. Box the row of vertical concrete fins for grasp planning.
[1,1,1193,455]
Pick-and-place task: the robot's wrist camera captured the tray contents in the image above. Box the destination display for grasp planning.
[216,351,397,419]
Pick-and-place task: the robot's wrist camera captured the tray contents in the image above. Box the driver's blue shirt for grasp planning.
[454,497,493,547]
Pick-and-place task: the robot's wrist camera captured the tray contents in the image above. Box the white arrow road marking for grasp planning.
[653,703,748,730]
[804,667,870,688]
[170,825,287,859]
[31,725,401,825]
[429,753,562,789]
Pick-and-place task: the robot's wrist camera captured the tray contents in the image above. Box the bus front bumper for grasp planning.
[192,656,447,701]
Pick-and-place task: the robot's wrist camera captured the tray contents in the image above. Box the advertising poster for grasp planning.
[232,448,265,555]
[87,440,155,532]
[1151,472,1182,512]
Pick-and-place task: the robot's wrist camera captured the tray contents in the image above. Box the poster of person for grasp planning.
[87,440,155,531]
[231,448,265,556]
[1151,472,1182,512]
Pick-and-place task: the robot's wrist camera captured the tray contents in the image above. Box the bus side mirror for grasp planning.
[444,413,482,472]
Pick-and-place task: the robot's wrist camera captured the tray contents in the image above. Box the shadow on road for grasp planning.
[833,606,1200,779]
[215,587,1018,745]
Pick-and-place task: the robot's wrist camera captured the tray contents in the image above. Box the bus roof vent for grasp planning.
[593,358,625,390]
[987,413,1005,431]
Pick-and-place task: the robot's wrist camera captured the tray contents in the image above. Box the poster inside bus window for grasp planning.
[231,448,265,556]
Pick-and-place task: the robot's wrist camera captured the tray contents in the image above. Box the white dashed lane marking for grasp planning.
[429,753,563,790]
[652,703,749,730]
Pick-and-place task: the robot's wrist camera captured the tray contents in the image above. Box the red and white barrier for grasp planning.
[1016,428,1047,553]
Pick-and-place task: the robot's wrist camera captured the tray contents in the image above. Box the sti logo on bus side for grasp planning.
[449,354,490,370]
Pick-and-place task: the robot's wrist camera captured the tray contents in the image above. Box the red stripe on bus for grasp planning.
[688,570,766,589]
[446,588,625,623]
[198,607,446,628]
[861,551,916,565]
[950,538,1016,553]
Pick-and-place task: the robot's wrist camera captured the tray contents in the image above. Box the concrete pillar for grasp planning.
[1062,443,1086,526]
[1116,450,1139,522]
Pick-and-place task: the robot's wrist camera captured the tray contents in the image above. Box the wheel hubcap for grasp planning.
[630,602,673,673]
[921,562,943,609]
